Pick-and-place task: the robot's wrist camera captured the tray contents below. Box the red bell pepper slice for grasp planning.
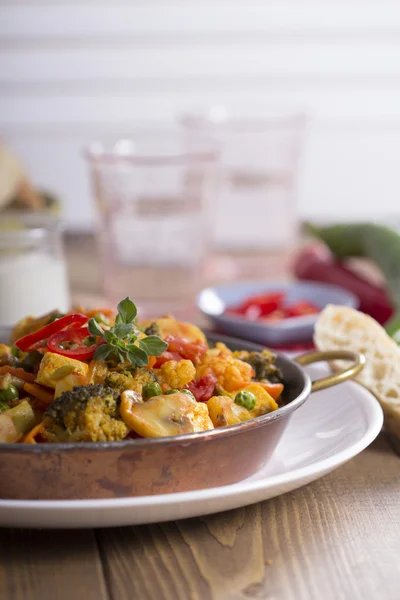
[15,313,89,352]
[185,374,218,403]
[153,336,208,367]
[226,293,284,320]
[285,301,319,318]
[47,327,103,361]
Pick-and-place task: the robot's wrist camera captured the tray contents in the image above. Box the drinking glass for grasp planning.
[85,130,218,319]
[180,107,307,279]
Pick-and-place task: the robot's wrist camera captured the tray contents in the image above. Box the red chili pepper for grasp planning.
[47,327,103,361]
[15,314,89,352]
[293,244,394,325]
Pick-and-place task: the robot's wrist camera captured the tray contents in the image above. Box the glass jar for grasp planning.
[0,215,70,325]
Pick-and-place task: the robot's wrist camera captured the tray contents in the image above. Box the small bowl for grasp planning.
[197,281,359,346]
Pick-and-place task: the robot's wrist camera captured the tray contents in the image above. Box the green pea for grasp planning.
[0,384,19,404]
[142,382,162,400]
[165,389,179,395]
[234,390,256,411]
[180,389,196,401]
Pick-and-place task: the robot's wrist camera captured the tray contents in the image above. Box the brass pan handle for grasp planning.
[295,350,366,393]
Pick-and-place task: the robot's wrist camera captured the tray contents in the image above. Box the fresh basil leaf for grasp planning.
[103,330,115,344]
[117,297,137,324]
[127,345,148,366]
[117,349,126,363]
[94,344,113,360]
[113,323,135,339]
[88,318,104,337]
[139,336,168,356]
[114,338,128,350]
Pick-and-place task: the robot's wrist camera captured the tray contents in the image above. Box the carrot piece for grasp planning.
[22,421,46,444]
[23,383,54,405]
[146,356,157,369]
[260,383,284,400]
[0,366,36,383]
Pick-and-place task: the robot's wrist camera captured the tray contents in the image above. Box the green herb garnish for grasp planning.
[88,297,167,366]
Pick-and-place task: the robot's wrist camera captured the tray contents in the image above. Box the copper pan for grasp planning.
[0,334,365,500]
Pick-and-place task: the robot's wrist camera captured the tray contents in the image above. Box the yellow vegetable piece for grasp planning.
[6,399,37,434]
[240,383,279,417]
[0,414,20,443]
[120,391,214,438]
[54,373,88,399]
[0,399,37,443]
[36,352,88,390]
[140,316,206,344]
[207,395,251,428]
[50,365,76,381]
[88,359,108,385]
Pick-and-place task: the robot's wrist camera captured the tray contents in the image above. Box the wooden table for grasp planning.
[1,235,400,600]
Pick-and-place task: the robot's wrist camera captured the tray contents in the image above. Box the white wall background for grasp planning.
[1,0,400,230]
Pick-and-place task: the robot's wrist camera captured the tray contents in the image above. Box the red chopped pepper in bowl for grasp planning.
[225,292,320,322]
[197,281,358,346]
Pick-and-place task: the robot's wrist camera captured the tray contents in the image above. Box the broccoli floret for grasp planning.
[43,384,128,443]
[105,371,134,392]
[234,350,283,383]
[105,368,159,395]
[143,322,161,337]
[130,367,159,394]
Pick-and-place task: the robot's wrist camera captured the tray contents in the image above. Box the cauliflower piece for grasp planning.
[197,343,254,392]
[120,391,213,437]
[240,383,279,417]
[158,360,196,389]
[36,352,88,390]
[207,395,251,427]
[140,316,206,344]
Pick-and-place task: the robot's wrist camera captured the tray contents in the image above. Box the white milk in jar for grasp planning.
[0,219,70,325]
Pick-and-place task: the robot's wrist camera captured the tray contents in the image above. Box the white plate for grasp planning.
[0,364,383,529]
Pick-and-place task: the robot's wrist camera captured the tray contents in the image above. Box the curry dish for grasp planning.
[0,298,284,444]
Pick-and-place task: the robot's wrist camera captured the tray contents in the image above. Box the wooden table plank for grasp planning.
[97,436,400,600]
[0,529,110,600]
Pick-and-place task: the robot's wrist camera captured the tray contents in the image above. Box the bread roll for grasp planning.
[314,305,400,437]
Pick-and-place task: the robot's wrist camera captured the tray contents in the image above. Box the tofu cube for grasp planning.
[35,352,88,389]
